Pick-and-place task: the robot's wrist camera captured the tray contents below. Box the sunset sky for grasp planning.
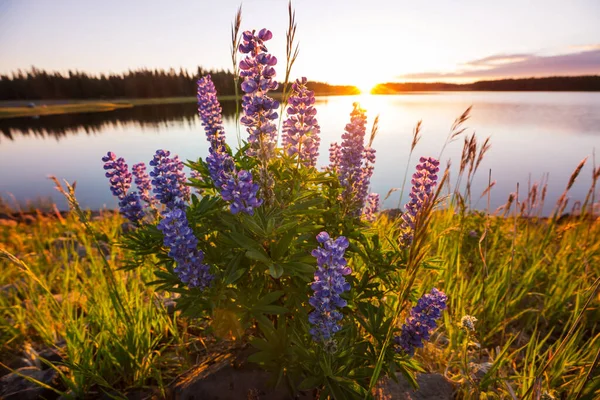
[0,0,599,87]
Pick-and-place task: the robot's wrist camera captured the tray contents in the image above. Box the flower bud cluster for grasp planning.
[282,77,321,167]
[308,232,352,343]
[399,157,440,246]
[394,288,447,356]
[157,207,213,289]
[101,151,144,223]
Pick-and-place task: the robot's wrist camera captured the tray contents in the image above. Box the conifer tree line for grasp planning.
[0,67,359,101]
[0,67,239,100]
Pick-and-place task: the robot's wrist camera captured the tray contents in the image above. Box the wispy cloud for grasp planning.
[398,46,600,81]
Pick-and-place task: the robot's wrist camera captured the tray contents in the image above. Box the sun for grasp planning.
[356,80,378,95]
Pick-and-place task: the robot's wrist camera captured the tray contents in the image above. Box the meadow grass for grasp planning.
[1,168,598,398]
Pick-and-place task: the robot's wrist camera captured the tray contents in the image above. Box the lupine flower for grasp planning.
[132,162,154,207]
[196,76,262,215]
[363,193,380,222]
[239,28,279,162]
[221,170,263,215]
[335,103,377,217]
[355,147,376,209]
[101,152,144,223]
[328,142,342,173]
[394,288,447,356]
[282,77,321,167]
[149,150,191,210]
[157,207,213,290]
[399,157,440,246]
[197,75,226,149]
[308,232,352,343]
[460,315,478,333]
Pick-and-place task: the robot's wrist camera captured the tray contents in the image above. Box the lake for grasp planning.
[1,92,599,215]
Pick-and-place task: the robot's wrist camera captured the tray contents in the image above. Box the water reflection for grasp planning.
[0,101,237,141]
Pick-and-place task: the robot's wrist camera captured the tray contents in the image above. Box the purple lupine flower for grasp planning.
[282,77,321,167]
[157,207,213,290]
[221,170,263,215]
[308,232,352,343]
[149,150,191,210]
[197,75,226,150]
[399,157,440,246]
[101,151,144,223]
[363,193,380,222]
[355,147,376,211]
[335,103,377,217]
[328,142,342,173]
[394,288,447,356]
[239,28,279,162]
[196,76,262,215]
[132,162,154,207]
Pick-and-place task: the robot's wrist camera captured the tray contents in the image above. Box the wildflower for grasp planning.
[328,142,342,173]
[101,152,144,223]
[239,28,279,161]
[221,170,263,215]
[149,149,191,210]
[196,76,262,215]
[363,193,380,222]
[282,77,321,167]
[336,103,377,217]
[308,232,352,343]
[394,287,447,356]
[460,315,478,333]
[132,162,154,207]
[399,156,440,246]
[157,207,213,290]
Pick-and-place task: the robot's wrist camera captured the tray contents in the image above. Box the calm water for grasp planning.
[1,92,599,214]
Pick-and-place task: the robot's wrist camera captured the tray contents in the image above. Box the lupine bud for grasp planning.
[394,288,447,356]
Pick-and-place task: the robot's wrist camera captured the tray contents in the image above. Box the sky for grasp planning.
[0,0,599,87]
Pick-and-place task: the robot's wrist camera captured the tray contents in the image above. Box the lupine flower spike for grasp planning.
[399,157,440,246]
[132,162,155,208]
[363,193,380,222]
[196,75,262,215]
[157,207,213,290]
[149,150,191,210]
[336,102,377,217]
[101,152,144,224]
[308,232,352,344]
[239,28,279,204]
[282,77,321,167]
[394,288,447,356]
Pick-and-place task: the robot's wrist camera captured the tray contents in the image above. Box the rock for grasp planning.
[375,373,454,400]
[172,354,312,400]
[38,348,64,368]
[0,366,61,400]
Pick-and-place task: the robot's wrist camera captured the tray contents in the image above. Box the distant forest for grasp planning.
[0,67,358,101]
[1,68,598,101]
[373,75,600,93]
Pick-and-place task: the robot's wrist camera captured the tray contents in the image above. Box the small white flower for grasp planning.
[460,315,478,332]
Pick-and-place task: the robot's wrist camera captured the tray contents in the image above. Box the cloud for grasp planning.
[398,47,600,81]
